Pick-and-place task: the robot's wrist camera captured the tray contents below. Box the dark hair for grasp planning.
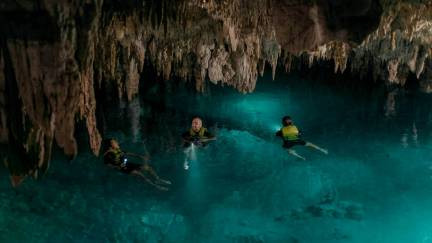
[282,116,292,126]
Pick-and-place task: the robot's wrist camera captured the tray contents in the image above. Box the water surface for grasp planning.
[1,72,432,242]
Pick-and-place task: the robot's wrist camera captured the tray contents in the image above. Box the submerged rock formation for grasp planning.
[0,0,430,183]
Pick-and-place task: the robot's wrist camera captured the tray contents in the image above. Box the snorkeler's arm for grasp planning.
[202,129,216,141]
[200,137,216,142]
[275,130,282,137]
[125,152,150,162]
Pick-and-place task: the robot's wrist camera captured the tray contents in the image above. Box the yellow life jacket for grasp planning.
[106,148,123,165]
[189,127,207,138]
[281,125,299,141]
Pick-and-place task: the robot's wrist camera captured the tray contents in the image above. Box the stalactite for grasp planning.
[349,1,432,88]
[0,0,431,183]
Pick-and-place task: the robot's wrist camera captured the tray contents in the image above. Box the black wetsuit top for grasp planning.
[104,148,141,173]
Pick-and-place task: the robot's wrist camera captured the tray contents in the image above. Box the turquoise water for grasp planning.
[1,72,432,242]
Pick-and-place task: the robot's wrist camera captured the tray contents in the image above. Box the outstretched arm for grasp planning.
[202,130,216,141]
[200,137,216,142]
[275,130,282,137]
[125,152,150,162]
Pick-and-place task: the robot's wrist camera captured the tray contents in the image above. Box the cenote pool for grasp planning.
[1,72,432,242]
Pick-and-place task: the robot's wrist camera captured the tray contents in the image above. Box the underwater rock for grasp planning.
[229,235,265,243]
[140,205,184,230]
[281,200,364,221]
[139,208,187,243]
[0,0,430,180]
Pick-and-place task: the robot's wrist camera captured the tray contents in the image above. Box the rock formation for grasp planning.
[0,0,430,183]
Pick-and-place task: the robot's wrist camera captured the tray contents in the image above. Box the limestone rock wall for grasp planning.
[0,0,430,183]
[304,1,432,91]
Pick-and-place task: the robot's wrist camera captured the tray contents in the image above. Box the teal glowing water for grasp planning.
[1,73,432,242]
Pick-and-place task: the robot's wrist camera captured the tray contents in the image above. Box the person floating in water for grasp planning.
[103,138,171,191]
[182,117,216,147]
[276,116,328,160]
[182,117,216,169]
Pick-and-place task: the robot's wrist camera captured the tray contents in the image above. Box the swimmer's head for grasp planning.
[109,139,120,149]
[103,138,120,151]
[191,117,203,132]
[282,116,293,126]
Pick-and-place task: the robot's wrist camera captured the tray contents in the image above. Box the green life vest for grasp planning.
[281,125,299,141]
[189,127,207,138]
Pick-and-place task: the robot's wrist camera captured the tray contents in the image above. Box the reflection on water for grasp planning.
[126,98,142,143]
[1,73,432,242]
[384,89,397,118]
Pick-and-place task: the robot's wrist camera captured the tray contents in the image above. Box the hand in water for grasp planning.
[192,138,202,146]
[184,160,190,170]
